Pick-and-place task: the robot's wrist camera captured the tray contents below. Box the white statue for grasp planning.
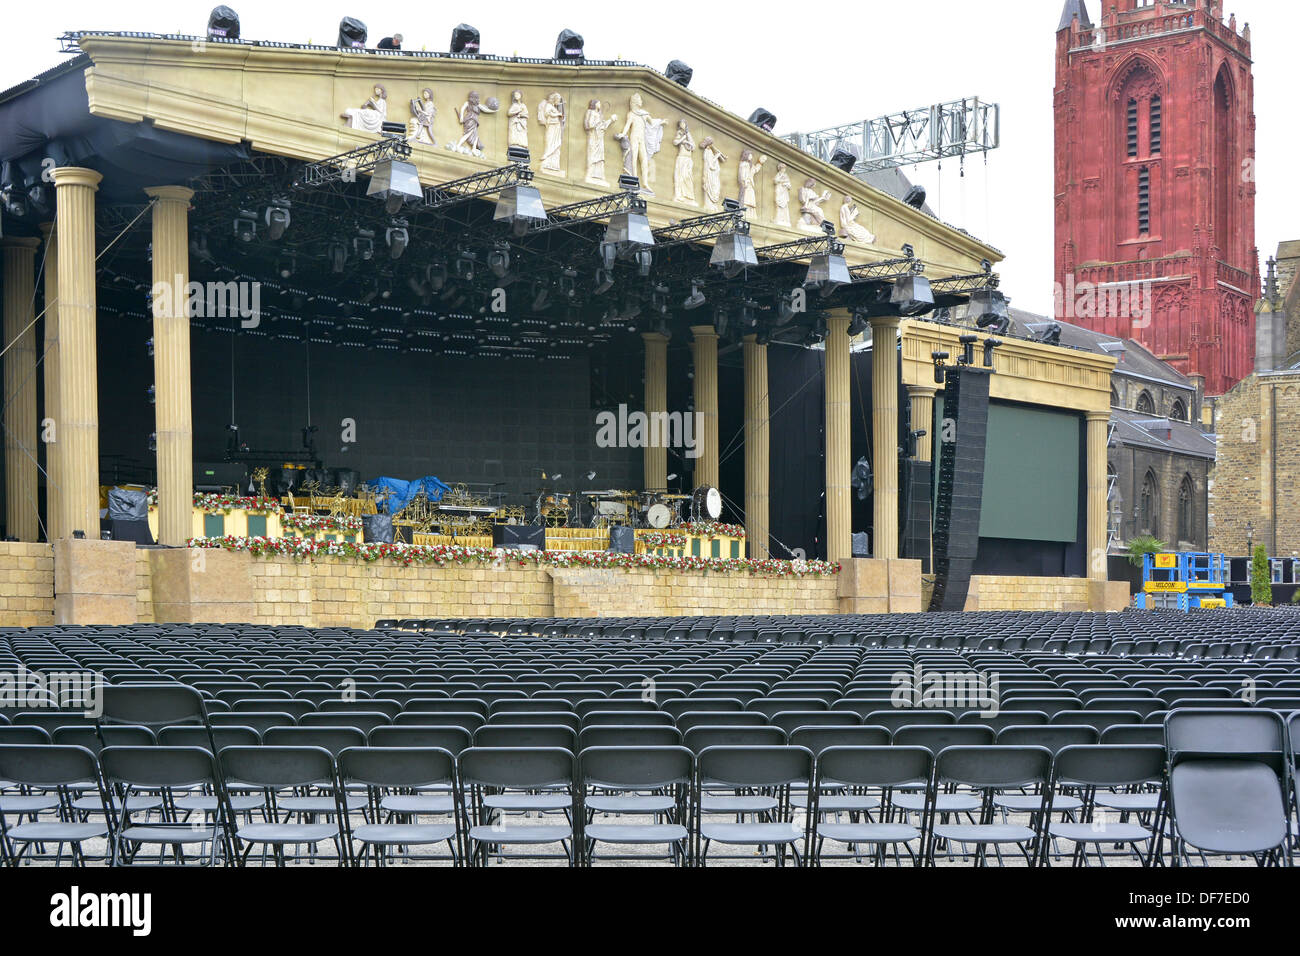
[838,195,876,244]
[506,90,529,151]
[700,136,727,211]
[409,88,436,145]
[341,84,387,133]
[538,92,566,174]
[672,121,696,205]
[797,178,833,232]
[619,93,667,193]
[773,163,792,227]
[737,149,766,220]
[583,100,617,185]
[449,91,498,155]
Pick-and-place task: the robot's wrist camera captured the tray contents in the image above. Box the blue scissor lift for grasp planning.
[1142,552,1234,610]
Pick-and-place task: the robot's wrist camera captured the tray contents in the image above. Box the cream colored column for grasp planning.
[641,332,668,491]
[870,314,902,560]
[908,385,937,463]
[146,186,195,547]
[690,325,719,490]
[1086,411,1109,580]
[743,334,769,558]
[825,312,852,564]
[3,237,41,541]
[39,222,61,541]
[53,167,102,540]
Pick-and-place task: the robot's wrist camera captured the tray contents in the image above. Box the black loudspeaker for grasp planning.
[608,525,635,554]
[362,514,394,544]
[901,460,932,573]
[194,461,246,492]
[100,518,154,545]
[494,525,545,550]
[851,532,871,558]
[107,488,148,521]
[929,366,991,612]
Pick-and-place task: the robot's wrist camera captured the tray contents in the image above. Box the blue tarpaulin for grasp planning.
[367,476,451,513]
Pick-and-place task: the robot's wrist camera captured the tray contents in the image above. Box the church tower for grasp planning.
[1054,0,1259,396]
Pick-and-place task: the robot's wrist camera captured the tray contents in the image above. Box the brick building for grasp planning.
[1208,245,1300,555]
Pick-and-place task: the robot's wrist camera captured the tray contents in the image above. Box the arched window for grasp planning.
[1136,390,1155,415]
[1177,474,1194,543]
[1111,384,1121,408]
[1214,67,1234,251]
[1140,469,1160,536]
[1170,398,1187,422]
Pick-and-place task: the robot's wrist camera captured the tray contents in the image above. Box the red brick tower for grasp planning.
[1054,0,1259,395]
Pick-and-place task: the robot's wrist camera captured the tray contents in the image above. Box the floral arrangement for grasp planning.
[640,531,687,549]
[191,492,282,514]
[281,512,363,535]
[185,536,839,577]
[683,521,746,539]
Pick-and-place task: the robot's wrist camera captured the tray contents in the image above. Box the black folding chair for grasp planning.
[337,746,460,866]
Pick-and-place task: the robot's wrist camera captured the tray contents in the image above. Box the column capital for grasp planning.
[742,333,763,345]
[1085,409,1111,423]
[689,324,719,340]
[1,236,41,252]
[145,185,195,204]
[907,384,938,398]
[640,331,668,345]
[52,167,102,191]
[868,313,902,330]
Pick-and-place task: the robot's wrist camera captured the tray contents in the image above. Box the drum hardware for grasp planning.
[691,485,723,522]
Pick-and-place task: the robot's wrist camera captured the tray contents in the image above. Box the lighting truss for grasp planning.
[850,252,925,283]
[651,209,748,249]
[929,261,1001,296]
[528,188,645,235]
[300,138,413,188]
[753,233,843,265]
[424,162,534,209]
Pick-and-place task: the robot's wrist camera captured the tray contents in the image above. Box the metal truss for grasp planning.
[528,189,645,235]
[753,233,843,264]
[651,209,748,249]
[301,138,413,188]
[850,252,925,283]
[784,97,1000,175]
[929,263,1001,296]
[424,163,533,209]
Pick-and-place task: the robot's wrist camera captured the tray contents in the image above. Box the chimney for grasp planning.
[1255,257,1283,373]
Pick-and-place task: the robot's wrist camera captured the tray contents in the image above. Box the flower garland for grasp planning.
[191,492,283,514]
[640,531,687,549]
[683,521,746,539]
[281,512,363,535]
[186,535,839,577]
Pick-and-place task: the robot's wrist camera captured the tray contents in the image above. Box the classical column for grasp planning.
[2,237,41,541]
[743,334,769,558]
[1086,410,1110,580]
[825,312,852,564]
[690,325,719,490]
[641,332,668,491]
[39,222,61,541]
[146,186,195,547]
[907,385,937,463]
[870,314,902,560]
[53,167,102,540]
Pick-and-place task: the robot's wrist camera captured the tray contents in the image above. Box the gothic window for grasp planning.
[1141,469,1159,537]
[1111,384,1121,408]
[1213,67,1234,252]
[1177,474,1194,543]
[1127,98,1139,158]
[1136,390,1155,415]
[1149,95,1162,154]
[1170,398,1187,422]
[1138,166,1151,235]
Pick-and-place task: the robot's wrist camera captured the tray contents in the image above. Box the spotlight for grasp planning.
[25,182,51,217]
[145,338,154,357]
[554,28,585,61]
[598,242,618,270]
[709,226,758,278]
[890,274,935,316]
[605,207,654,251]
[958,334,978,365]
[487,243,511,278]
[1038,322,1062,346]
[747,108,777,132]
[494,180,546,236]
[683,282,706,310]
[531,283,550,311]
[665,60,693,87]
[713,307,728,337]
[848,310,869,337]
[775,292,796,326]
[263,200,290,240]
[804,317,826,346]
[0,182,27,217]
[276,254,296,278]
[353,229,376,261]
[976,314,1011,335]
[559,268,578,300]
[206,5,240,40]
[338,17,367,49]
[635,249,653,277]
[593,268,615,295]
[804,252,850,295]
[455,253,476,282]
[73,529,86,539]
[328,241,348,273]
[830,146,859,173]
[903,185,927,209]
[451,23,481,54]
[425,261,447,291]
[983,337,1002,368]
[385,219,409,260]
[968,287,1009,326]
[233,209,257,242]
[367,159,423,214]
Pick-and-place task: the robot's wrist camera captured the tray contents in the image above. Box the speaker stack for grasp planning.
[493,525,545,550]
[929,366,991,612]
[901,459,933,572]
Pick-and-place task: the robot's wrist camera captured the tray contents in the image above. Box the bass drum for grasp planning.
[691,485,723,522]
[646,503,672,529]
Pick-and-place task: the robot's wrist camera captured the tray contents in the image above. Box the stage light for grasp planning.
[830,147,859,173]
[386,220,409,260]
[593,268,615,295]
[530,283,550,310]
[598,242,618,270]
[233,210,257,242]
[424,261,447,292]
[276,254,295,278]
[891,274,935,316]
[554,28,584,61]
[775,292,796,326]
[328,242,348,273]
[25,182,50,217]
[748,108,777,132]
[367,159,423,215]
[494,181,546,236]
[848,310,869,337]
[451,23,481,54]
[665,60,693,87]
[968,287,1009,327]
[904,185,927,209]
[959,333,978,365]
[709,227,758,278]
[804,317,826,346]
[456,254,476,282]
[145,338,154,357]
[338,17,367,49]
[804,252,850,294]
[713,307,728,337]
[1037,322,1062,346]
[983,337,1002,368]
[263,201,290,240]
[207,5,240,40]
[487,244,511,278]
[635,249,653,277]
[605,208,654,251]
[353,229,376,261]
[683,282,706,310]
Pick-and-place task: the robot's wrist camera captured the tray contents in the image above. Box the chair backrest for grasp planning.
[52,725,156,753]
[892,724,995,752]
[768,711,862,735]
[696,745,813,788]
[367,725,473,753]
[1100,724,1164,746]
[1052,744,1165,788]
[472,724,577,750]
[100,745,221,789]
[787,725,891,754]
[337,746,456,789]
[393,711,486,731]
[158,724,260,749]
[683,725,786,754]
[298,711,391,734]
[996,724,1100,753]
[578,745,693,790]
[100,683,209,728]
[663,698,744,718]
[935,745,1052,789]
[816,745,933,788]
[863,709,956,732]
[457,746,574,790]
[582,710,675,727]
[1166,709,1286,762]
[957,710,1048,731]
[0,725,52,745]
[261,725,367,756]
[209,711,298,735]
[577,725,683,749]
[0,743,100,787]
[1049,710,1144,732]
[674,711,767,732]
[219,745,338,789]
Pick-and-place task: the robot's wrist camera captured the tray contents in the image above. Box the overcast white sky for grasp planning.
[5,0,1296,314]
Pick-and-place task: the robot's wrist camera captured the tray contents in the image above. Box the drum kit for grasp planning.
[691,485,723,522]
